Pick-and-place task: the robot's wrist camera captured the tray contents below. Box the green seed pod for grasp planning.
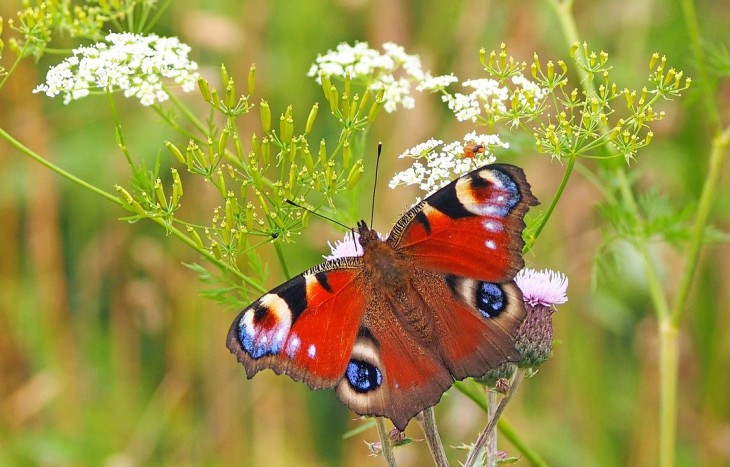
[260,100,271,132]
[305,103,319,134]
[198,77,211,103]
[248,64,256,96]
[166,141,185,165]
[347,159,364,188]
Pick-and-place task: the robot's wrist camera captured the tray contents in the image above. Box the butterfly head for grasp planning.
[356,220,381,247]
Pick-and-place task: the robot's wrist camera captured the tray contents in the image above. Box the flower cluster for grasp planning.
[388,132,507,195]
[419,72,547,125]
[308,42,426,113]
[34,32,199,106]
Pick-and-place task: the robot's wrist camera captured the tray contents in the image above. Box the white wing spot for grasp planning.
[486,240,497,250]
[308,344,317,359]
[483,220,502,232]
[286,335,301,357]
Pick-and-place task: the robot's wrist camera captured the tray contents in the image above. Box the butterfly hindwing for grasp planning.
[227,260,366,389]
[389,163,538,282]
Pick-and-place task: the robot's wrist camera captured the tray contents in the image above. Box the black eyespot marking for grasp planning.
[253,305,268,323]
[345,359,383,393]
[470,171,490,188]
[357,327,380,347]
[315,271,333,293]
[414,211,432,235]
[476,282,506,318]
[426,181,473,219]
[270,274,307,320]
[445,274,459,295]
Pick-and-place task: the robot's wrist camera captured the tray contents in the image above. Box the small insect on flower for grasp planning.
[389,131,507,195]
[462,142,486,159]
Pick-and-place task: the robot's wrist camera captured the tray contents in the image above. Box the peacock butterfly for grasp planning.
[227,163,538,431]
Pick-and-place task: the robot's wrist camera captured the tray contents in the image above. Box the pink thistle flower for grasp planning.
[513,268,569,369]
[515,268,568,307]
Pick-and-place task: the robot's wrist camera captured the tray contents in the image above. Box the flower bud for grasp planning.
[260,100,271,132]
[248,64,256,96]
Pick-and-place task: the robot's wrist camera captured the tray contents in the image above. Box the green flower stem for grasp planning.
[497,418,548,467]
[670,125,730,325]
[0,49,27,92]
[375,417,398,467]
[486,390,498,466]
[524,154,576,254]
[659,319,679,467]
[1,126,264,294]
[452,381,547,466]
[464,370,525,467]
[680,0,720,128]
[106,92,136,169]
[164,85,208,135]
[416,407,448,467]
[273,239,291,280]
[0,126,120,205]
[142,0,174,34]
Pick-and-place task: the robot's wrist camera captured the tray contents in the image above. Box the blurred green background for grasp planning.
[1,0,729,465]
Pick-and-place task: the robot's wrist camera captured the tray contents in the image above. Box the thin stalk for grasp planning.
[143,0,174,34]
[659,319,679,467]
[0,49,27,91]
[464,370,525,467]
[496,418,548,467]
[670,125,730,325]
[375,417,398,467]
[524,155,576,253]
[417,407,448,467]
[164,85,208,134]
[679,0,720,128]
[0,126,120,204]
[273,239,291,280]
[486,391,498,467]
[452,381,548,466]
[106,92,136,169]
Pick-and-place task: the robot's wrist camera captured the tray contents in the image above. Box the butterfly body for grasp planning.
[227,164,538,430]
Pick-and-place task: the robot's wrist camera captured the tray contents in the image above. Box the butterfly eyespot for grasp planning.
[238,295,293,359]
[476,282,506,318]
[346,359,383,393]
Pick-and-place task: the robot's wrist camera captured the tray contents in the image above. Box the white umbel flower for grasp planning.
[34,32,199,106]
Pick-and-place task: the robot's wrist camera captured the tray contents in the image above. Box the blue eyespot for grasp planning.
[346,360,383,393]
[476,282,506,318]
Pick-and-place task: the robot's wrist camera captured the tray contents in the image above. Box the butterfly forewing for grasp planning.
[227,261,366,389]
[389,164,538,281]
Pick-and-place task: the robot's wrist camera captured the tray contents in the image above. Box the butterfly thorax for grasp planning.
[357,220,436,342]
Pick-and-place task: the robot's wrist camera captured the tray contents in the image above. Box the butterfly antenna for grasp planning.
[370,142,383,228]
[284,199,351,231]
